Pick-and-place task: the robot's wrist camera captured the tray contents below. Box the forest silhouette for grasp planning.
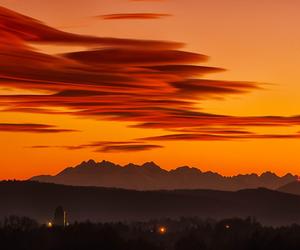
[1,216,300,250]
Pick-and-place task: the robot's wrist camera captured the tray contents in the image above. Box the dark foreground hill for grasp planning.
[2,181,300,226]
[30,160,297,191]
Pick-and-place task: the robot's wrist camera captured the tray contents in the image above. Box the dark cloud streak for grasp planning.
[28,141,163,152]
[0,123,77,133]
[142,133,300,141]
[98,13,171,20]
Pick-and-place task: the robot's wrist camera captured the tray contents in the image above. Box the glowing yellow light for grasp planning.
[47,222,53,228]
[158,226,167,234]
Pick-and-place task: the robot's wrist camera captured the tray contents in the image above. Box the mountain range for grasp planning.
[30,160,297,191]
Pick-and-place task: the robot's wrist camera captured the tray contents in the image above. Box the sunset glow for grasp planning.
[1,0,300,179]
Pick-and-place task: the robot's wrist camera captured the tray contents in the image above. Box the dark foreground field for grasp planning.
[1,216,300,250]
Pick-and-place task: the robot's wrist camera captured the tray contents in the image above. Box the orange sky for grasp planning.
[1,0,300,179]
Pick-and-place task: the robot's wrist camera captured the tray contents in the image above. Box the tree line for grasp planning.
[1,216,300,250]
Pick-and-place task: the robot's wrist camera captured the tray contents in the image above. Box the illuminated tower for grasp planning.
[53,206,68,227]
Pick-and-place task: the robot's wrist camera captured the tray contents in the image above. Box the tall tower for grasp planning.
[53,206,68,227]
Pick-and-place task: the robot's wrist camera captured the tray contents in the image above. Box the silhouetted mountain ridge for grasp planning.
[30,160,297,191]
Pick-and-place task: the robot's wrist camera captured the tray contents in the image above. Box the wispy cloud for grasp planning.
[141,132,300,141]
[28,141,163,152]
[0,123,77,133]
[97,144,163,152]
[0,6,179,49]
[98,13,171,20]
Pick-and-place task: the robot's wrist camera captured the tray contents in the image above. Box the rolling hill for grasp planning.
[2,180,300,226]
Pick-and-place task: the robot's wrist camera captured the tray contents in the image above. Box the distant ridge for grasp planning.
[278,181,300,195]
[30,160,297,191]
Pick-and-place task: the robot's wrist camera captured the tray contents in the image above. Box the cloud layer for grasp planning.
[1,6,300,147]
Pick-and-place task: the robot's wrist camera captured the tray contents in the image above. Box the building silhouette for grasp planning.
[53,206,68,227]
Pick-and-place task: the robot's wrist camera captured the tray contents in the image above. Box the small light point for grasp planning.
[158,226,167,234]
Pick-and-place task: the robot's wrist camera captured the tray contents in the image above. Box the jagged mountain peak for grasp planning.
[172,166,201,173]
[30,160,298,191]
[124,163,140,168]
[76,159,117,168]
[260,171,278,178]
[79,159,97,167]
[141,161,160,168]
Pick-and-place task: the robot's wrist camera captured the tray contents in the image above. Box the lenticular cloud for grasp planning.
[1,6,300,142]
